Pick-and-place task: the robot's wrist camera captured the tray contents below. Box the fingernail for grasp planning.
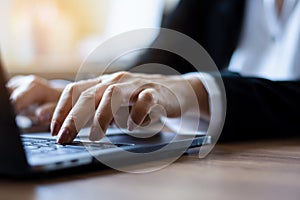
[51,121,60,136]
[127,118,138,131]
[89,125,104,141]
[57,128,71,144]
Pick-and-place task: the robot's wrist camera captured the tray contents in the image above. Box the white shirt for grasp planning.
[228,0,300,80]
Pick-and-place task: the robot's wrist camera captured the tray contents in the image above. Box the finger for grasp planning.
[139,115,152,127]
[112,106,131,129]
[127,88,158,131]
[57,88,97,143]
[51,79,99,136]
[89,83,136,141]
[6,75,26,91]
[7,75,43,97]
[56,82,109,143]
[35,102,57,124]
[10,84,45,113]
[9,76,61,113]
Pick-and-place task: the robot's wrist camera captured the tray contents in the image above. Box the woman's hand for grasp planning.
[52,71,209,144]
[7,75,63,125]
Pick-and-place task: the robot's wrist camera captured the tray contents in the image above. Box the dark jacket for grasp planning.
[134,0,300,142]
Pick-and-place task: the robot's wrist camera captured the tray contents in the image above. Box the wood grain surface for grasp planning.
[1,138,300,200]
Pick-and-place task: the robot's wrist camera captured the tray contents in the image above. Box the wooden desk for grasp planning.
[1,138,300,200]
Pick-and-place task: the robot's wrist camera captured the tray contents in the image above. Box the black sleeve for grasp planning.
[218,72,300,142]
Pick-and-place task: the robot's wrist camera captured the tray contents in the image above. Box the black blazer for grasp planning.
[133,0,300,141]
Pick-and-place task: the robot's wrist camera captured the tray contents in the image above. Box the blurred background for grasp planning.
[0,0,179,79]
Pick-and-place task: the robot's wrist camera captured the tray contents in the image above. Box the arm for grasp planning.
[219,72,300,142]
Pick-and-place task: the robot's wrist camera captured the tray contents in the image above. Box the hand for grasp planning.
[52,71,209,144]
[7,75,63,125]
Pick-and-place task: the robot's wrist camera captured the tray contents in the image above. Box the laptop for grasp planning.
[0,56,211,178]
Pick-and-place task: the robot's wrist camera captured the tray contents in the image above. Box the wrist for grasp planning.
[186,76,210,121]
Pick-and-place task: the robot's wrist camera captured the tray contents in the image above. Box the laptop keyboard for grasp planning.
[21,137,116,156]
